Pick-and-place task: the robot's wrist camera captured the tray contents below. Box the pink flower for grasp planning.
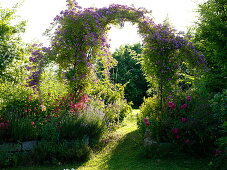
[0,122,5,128]
[71,102,85,111]
[181,118,187,122]
[31,121,35,126]
[171,128,179,134]
[0,121,9,129]
[143,118,150,126]
[184,139,190,143]
[181,104,187,109]
[168,102,176,109]
[80,94,90,103]
[176,135,180,139]
[186,96,191,101]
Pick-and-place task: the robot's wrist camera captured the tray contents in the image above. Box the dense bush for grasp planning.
[0,4,27,79]
[209,89,227,121]
[30,139,90,165]
[138,90,222,155]
[90,81,132,124]
[208,121,227,170]
[0,94,107,167]
[194,0,227,94]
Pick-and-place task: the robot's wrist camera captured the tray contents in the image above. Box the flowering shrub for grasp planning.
[138,91,222,155]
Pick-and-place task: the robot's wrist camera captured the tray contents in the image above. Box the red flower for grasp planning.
[168,102,176,109]
[143,118,150,126]
[0,121,10,129]
[176,135,180,139]
[171,128,179,134]
[181,118,187,122]
[71,102,85,111]
[181,104,187,109]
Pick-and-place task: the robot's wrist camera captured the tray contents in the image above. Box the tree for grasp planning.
[194,0,227,93]
[0,3,27,81]
[110,43,149,108]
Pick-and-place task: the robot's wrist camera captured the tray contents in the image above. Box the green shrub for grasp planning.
[208,121,227,170]
[210,89,227,121]
[90,81,132,124]
[30,139,90,164]
[0,151,28,168]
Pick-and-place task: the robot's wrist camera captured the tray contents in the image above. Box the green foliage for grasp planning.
[0,4,27,80]
[60,114,106,146]
[208,121,227,170]
[26,139,90,165]
[90,80,132,124]
[110,43,148,108]
[138,96,160,129]
[39,67,69,106]
[0,151,29,168]
[0,98,41,142]
[194,0,227,93]
[209,89,227,121]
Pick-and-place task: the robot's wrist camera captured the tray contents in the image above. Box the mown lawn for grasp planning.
[8,110,210,170]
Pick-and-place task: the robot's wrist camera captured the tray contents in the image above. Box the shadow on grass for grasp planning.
[106,129,210,170]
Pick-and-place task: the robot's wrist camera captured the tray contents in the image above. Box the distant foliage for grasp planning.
[110,44,148,108]
[194,0,227,94]
[0,4,27,80]
[209,89,227,121]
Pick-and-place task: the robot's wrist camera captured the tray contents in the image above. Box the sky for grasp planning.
[1,0,206,51]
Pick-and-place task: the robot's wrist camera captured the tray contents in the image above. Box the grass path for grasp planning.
[71,109,209,170]
[10,109,209,170]
[77,109,139,170]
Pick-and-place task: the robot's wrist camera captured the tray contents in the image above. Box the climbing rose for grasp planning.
[143,118,150,126]
[168,102,176,109]
[181,104,187,109]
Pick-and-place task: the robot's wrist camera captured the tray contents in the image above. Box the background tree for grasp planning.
[110,43,149,108]
[0,3,29,108]
[194,0,227,94]
[0,3,27,81]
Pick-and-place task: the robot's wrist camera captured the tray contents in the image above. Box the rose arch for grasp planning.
[27,1,206,110]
